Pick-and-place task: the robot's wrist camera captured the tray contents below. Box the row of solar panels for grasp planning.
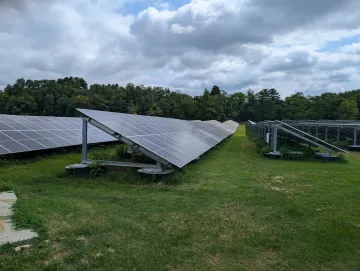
[78,109,239,168]
[0,114,116,155]
[0,111,239,168]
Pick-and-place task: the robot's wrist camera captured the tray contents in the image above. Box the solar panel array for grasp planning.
[78,109,238,168]
[0,114,116,155]
[223,120,239,133]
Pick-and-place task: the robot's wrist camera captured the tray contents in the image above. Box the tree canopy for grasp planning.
[1,77,359,122]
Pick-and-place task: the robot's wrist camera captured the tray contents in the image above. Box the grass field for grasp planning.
[1,125,360,270]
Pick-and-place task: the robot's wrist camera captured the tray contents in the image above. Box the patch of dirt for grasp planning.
[44,241,70,266]
[53,251,69,261]
[107,248,115,253]
[271,176,284,185]
[219,233,232,240]
[81,258,89,265]
[76,236,89,244]
[265,176,298,194]
[94,252,103,258]
[44,251,69,266]
[250,250,282,269]
[267,185,294,195]
[206,254,221,266]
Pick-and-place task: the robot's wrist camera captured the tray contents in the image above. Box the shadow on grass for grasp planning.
[55,167,185,187]
[0,148,82,168]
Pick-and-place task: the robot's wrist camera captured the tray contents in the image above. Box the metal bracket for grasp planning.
[78,117,174,170]
[83,160,161,169]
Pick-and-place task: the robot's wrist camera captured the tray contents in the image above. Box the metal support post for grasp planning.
[82,119,88,163]
[307,126,310,134]
[337,127,340,142]
[272,126,278,153]
[315,126,318,138]
[354,128,358,146]
[263,126,265,136]
[325,127,328,141]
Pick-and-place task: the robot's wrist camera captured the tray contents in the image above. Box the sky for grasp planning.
[1,0,360,97]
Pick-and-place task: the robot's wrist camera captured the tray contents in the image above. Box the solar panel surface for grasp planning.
[0,114,116,155]
[223,120,239,133]
[78,109,238,168]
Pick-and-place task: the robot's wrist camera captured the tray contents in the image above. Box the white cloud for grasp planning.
[170,23,195,34]
[1,0,360,96]
[153,0,170,10]
[342,43,360,55]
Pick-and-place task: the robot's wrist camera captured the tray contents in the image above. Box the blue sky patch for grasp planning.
[318,35,360,52]
[120,0,190,15]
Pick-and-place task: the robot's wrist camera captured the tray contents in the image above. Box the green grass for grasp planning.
[1,125,360,270]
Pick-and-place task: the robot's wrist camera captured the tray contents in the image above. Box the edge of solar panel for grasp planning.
[77,108,238,168]
[0,114,117,156]
[222,120,239,133]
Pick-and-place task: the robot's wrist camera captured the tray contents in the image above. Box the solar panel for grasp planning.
[78,109,238,168]
[0,114,116,155]
[222,120,239,133]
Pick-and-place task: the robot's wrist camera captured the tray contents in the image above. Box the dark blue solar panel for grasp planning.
[77,109,238,168]
[0,114,117,155]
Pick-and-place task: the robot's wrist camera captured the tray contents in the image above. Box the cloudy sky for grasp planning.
[1,0,360,97]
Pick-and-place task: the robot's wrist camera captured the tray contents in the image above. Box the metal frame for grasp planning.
[83,160,161,169]
[69,110,239,173]
[283,120,360,148]
[86,118,172,167]
[272,126,278,153]
[247,120,348,155]
[79,117,173,172]
[354,128,358,146]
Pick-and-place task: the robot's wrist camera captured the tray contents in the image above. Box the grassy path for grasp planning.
[0,125,360,270]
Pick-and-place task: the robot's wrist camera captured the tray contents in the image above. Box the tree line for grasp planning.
[0,77,359,121]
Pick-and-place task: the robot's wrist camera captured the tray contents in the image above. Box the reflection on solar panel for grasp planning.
[78,109,238,168]
[0,114,116,155]
[223,120,239,133]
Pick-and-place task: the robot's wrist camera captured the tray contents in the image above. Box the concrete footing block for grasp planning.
[0,191,38,246]
[348,145,360,151]
[315,153,339,162]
